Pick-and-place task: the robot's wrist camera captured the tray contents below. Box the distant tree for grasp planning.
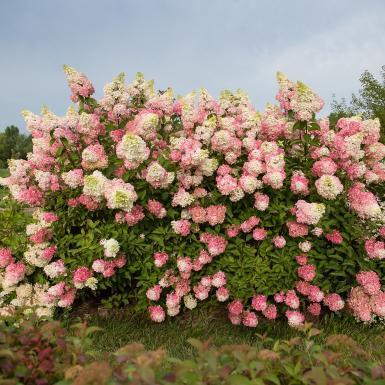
[329,97,356,128]
[0,126,32,168]
[330,65,385,138]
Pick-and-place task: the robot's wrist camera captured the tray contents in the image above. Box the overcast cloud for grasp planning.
[1,0,385,132]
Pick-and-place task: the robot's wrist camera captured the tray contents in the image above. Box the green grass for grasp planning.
[83,307,385,360]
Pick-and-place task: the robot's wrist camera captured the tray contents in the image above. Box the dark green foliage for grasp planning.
[0,126,32,168]
[0,198,32,253]
[41,156,384,312]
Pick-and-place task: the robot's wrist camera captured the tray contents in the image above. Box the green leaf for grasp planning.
[228,374,252,385]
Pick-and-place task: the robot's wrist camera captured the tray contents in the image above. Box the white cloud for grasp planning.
[246,8,385,115]
[1,1,384,131]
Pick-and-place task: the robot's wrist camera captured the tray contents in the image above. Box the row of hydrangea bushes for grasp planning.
[0,66,385,327]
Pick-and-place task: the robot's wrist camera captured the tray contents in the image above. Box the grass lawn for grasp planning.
[82,306,385,360]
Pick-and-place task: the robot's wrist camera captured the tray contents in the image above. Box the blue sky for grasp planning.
[1,0,385,132]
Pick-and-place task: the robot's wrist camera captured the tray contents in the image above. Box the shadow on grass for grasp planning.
[80,306,385,359]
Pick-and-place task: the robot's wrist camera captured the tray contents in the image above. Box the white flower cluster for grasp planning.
[105,179,138,211]
[24,243,51,267]
[99,73,130,111]
[62,169,83,188]
[43,260,66,279]
[83,171,107,199]
[145,162,175,189]
[100,238,120,258]
[315,175,344,200]
[183,294,197,309]
[229,187,245,202]
[136,112,159,138]
[199,156,218,177]
[172,188,195,207]
[2,283,54,319]
[116,133,150,169]
[78,112,93,135]
[34,170,51,191]
[194,116,216,145]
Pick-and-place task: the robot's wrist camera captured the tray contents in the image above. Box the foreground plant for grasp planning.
[1,66,385,326]
[0,318,98,385]
[98,325,385,385]
[1,320,385,384]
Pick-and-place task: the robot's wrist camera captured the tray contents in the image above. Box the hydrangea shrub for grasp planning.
[1,66,385,326]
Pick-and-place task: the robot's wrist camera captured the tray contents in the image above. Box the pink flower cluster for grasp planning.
[3,260,26,288]
[276,72,324,121]
[221,252,346,328]
[189,205,226,226]
[365,237,385,260]
[348,271,385,322]
[148,267,229,321]
[348,183,381,219]
[63,65,95,102]
[200,233,228,256]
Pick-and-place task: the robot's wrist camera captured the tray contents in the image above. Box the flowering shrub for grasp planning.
[1,66,385,326]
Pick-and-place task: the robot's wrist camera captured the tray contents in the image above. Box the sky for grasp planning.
[1,0,385,133]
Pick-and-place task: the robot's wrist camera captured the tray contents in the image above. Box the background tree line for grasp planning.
[330,65,385,137]
[0,126,32,169]
[0,66,384,170]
